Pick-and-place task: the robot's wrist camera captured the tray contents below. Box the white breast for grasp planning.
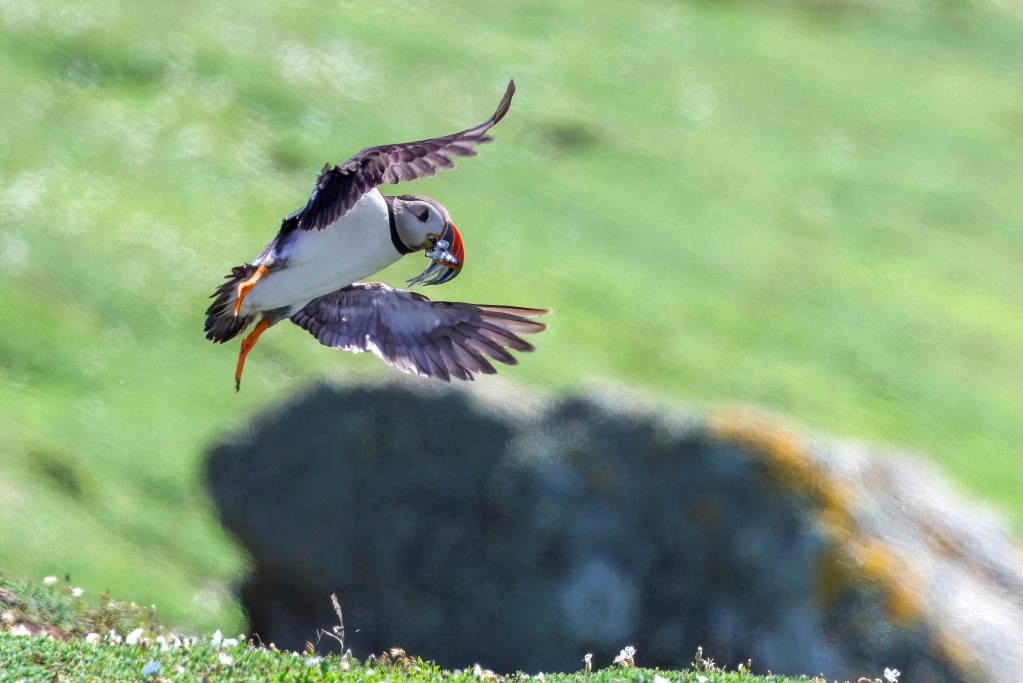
[241,189,401,314]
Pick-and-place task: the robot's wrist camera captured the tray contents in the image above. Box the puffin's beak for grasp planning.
[407,222,464,286]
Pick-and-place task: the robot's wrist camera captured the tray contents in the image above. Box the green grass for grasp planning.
[2,0,1022,635]
[0,635,813,683]
[0,578,827,683]
[0,575,158,642]
[0,577,822,682]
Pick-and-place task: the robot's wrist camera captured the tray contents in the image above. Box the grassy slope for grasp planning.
[1,0,1022,635]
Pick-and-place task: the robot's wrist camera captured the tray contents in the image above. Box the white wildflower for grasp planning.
[218,652,234,666]
[11,624,31,636]
[155,635,168,651]
[613,645,637,667]
[106,629,123,645]
[173,666,185,675]
[125,628,144,645]
[305,656,323,666]
[69,587,84,598]
[221,637,239,648]
[472,663,495,679]
[696,676,708,683]
[210,629,223,647]
[42,576,58,587]
[85,632,100,646]
[583,653,592,673]
[885,668,901,683]
[654,675,672,683]
[141,660,160,676]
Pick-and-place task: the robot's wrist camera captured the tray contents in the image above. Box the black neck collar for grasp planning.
[385,196,416,255]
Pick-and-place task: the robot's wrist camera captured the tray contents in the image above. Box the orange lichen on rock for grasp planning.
[708,407,815,491]
[710,407,924,626]
[932,629,980,672]
[848,537,922,625]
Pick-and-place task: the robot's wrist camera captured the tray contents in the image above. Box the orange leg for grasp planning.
[233,265,270,317]
[235,319,271,392]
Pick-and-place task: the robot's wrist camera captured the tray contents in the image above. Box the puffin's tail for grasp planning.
[204,265,255,343]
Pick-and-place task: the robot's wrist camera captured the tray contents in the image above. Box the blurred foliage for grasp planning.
[0,574,158,638]
[1,0,1021,632]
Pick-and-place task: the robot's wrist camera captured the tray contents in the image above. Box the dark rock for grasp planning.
[206,380,1023,682]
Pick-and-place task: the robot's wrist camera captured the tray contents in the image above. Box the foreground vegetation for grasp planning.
[2,0,1022,632]
[0,578,877,683]
[0,635,828,683]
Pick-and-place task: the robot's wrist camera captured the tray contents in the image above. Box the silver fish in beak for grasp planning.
[407,222,464,286]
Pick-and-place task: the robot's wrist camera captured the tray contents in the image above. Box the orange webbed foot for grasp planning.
[235,319,271,392]
[233,265,270,317]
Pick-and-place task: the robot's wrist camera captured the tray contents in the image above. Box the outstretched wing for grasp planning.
[290,281,548,381]
[293,80,515,231]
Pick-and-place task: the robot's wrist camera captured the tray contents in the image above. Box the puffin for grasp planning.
[203,80,548,390]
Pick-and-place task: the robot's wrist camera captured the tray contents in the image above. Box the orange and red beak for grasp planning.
[407,222,464,286]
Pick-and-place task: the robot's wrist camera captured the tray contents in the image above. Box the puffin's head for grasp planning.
[393,194,464,286]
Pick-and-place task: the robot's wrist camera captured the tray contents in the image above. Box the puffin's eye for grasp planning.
[416,209,430,223]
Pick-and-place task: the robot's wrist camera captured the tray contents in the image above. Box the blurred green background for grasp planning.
[1,0,1021,634]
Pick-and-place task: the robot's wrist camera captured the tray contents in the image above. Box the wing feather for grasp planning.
[289,281,546,381]
[456,327,518,366]
[290,80,515,231]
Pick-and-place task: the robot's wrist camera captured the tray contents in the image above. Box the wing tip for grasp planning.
[491,79,516,125]
[478,305,551,319]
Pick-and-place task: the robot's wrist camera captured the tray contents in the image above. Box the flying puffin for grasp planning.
[204,80,548,390]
